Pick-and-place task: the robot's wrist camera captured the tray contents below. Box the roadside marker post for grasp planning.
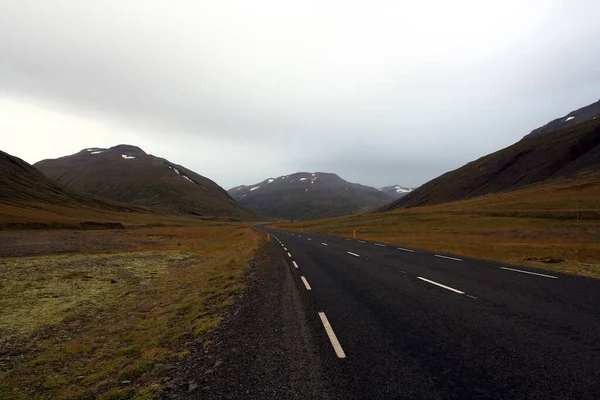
[353,230,356,238]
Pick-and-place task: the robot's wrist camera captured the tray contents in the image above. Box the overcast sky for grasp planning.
[1,1,599,189]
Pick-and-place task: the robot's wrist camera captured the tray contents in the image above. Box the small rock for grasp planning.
[188,382,198,392]
[110,279,118,284]
[214,360,223,368]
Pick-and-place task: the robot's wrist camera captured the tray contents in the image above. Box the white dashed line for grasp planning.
[500,267,558,279]
[308,238,312,241]
[321,243,328,246]
[301,276,312,290]
[400,270,407,274]
[467,295,477,300]
[374,243,386,247]
[292,261,299,269]
[318,312,346,359]
[347,252,360,257]
[358,240,366,243]
[417,277,465,294]
[397,247,415,252]
[435,255,463,262]
[287,252,292,257]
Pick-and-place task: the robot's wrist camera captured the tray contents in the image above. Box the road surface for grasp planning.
[181,227,600,399]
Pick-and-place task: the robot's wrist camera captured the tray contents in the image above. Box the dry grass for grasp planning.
[0,223,259,399]
[278,178,600,278]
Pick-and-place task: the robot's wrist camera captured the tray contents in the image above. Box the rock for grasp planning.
[188,381,198,392]
[110,279,118,283]
[214,360,223,368]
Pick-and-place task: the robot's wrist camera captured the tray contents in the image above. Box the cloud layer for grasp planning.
[1,0,599,188]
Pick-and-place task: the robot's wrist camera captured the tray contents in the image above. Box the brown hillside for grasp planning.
[381,118,600,211]
[35,145,260,221]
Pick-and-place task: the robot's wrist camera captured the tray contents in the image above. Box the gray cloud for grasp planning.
[1,0,599,190]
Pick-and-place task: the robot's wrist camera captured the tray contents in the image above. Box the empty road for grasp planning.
[256,227,600,399]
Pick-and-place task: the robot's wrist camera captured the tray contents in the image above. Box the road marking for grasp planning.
[400,270,407,274]
[347,252,360,257]
[283,247,287,251]
[397,247,414,252]
[358,240,366,243]
[308,238,312,241]
[417,277,465,295]
[301,276,312,290]
[374,243,386,247]
[292,261,299,269]
[318,312,346,359]
[287,252,292,257]
[467,295,477,300]
[500,267,558,279]
[435,255,463,262]
[321,242,328,246]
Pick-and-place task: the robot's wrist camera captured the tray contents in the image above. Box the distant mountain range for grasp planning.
[381,100,600,211]
[34,145,259,220]
[378,185,414,199]
[229,172,395,220]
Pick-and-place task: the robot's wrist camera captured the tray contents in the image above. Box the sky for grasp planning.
[1,1,599,189]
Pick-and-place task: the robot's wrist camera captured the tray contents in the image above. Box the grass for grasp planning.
[277,177,600,278]
[0,223,260,399]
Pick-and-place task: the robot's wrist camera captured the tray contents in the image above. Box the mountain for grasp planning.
[380,106,600,211]
[378,185,414,199]
[228,172,394,220]
[34,145,259,220]
[525,99,600,139]
[0,151,139,216]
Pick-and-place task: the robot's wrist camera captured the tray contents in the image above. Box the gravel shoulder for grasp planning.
[161,240,332,399]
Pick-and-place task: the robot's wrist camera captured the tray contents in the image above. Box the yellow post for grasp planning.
[267,233,271,242]
[353,229,356,238]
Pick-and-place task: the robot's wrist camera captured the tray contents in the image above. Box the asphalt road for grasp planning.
[252,227,600,400]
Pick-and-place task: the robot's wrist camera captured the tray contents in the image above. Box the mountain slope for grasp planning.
[525,99,600,139]
[378,185,414,200]
[228,172,394,220]
[34,145,259,220]
[380,115,600,211]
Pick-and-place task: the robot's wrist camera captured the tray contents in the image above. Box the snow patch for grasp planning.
[241,194,247,198]
[305,189,308,192]
[300,178,307,181]
[122,154,135,159]
[268,179,274,183]
[565,116,575,122]
[250,186,261,191]
[90,151,104,154]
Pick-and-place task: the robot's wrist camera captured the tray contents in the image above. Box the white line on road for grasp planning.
[301,276,312,290]
[500,267,558,279]
[318,312,346,359]
[308,238,312,241]
[374,243,386,247]
[397,247,415,252]
[292,261,299,269]
[287,252,292,258]
[435,255,463,262]
[358,240,366,243]
[347,252,360,257]
[321,243,328,246]
[400,270,407,274]
[417,277,465,295]
[467,295,477,300]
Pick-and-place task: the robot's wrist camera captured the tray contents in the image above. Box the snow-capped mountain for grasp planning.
[378,185,415,199]
[228,172,395,220]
